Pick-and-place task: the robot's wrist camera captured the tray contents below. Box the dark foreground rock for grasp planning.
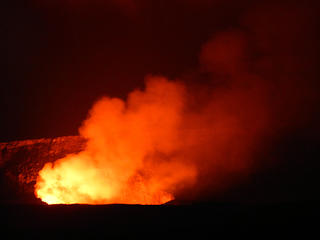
[0,136,86,203]
[1,202,320,238]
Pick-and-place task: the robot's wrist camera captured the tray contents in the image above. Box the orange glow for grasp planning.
[35,77,197,205]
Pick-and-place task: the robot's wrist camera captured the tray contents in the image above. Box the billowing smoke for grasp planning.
[35,1,319,204]
[36,77,197,204]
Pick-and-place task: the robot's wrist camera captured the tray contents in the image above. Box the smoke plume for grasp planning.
[35,0,319,204]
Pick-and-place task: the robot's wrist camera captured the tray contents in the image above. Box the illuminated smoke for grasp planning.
[35,77,197,204]
[35,1,318,204]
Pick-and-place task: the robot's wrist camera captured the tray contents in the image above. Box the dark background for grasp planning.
[4,0,279,141]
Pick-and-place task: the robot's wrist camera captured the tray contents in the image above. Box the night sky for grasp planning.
[5,0,240,141]
[4,0,320,202]
[4,0,319,141]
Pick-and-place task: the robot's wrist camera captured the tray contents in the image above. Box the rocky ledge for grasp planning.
[0,136,86,203]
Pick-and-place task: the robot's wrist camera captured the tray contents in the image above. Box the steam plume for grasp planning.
[35,1,319,204]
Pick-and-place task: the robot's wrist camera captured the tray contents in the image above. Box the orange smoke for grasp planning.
[34,32,274,205]
[35,77,196,204]
[34,2,317,205]
[32,0,318,205]
[34,31,275,205]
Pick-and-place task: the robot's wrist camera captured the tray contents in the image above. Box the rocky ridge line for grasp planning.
[0,136,86,203]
